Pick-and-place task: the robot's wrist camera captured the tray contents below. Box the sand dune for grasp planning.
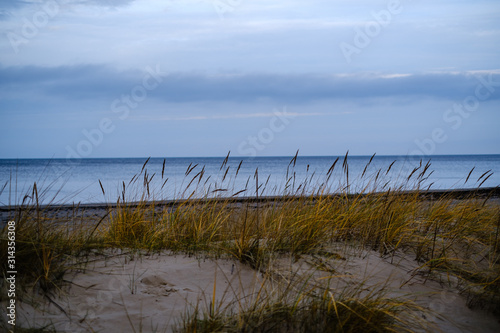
[9,246,500,333]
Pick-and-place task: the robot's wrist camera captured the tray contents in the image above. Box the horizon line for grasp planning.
[1,153,500,160]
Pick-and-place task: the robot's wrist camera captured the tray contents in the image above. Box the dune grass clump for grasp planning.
[0,184,102,305]
[181,295,404,333]
[178,268,422,333]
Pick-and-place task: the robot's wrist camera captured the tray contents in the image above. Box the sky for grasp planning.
[0,0,499,158]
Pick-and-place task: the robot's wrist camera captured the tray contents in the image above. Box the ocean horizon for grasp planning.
[1,154,499,205]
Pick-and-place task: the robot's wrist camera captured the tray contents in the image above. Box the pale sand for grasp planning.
[5,246,500,333]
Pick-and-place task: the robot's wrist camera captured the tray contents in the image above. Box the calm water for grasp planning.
[0,155,499,205]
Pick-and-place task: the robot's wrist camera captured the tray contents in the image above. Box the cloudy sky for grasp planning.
[0,0,499,158]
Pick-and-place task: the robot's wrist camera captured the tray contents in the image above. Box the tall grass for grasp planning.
[0,182,103,311]
[178,271,424,333]
[1,153,499,331]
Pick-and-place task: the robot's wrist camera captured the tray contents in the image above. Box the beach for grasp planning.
[9,246,500,332]
[1,186,500,332]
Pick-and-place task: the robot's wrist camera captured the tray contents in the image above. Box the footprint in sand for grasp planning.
[140,275,178,296]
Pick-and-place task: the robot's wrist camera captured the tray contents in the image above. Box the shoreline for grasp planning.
[1,186,498,211]
[2,186,498,225]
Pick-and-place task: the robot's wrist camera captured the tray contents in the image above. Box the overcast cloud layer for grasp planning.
[1,0,499,158]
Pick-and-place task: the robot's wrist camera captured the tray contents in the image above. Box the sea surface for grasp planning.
[0,155,499,205]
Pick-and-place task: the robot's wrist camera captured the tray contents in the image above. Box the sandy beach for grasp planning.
[2,188,500,332]
[8,246,500,332]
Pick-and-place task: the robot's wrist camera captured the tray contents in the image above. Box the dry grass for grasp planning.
[179,276,421,333]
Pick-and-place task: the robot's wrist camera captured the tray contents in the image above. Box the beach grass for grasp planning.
[1,153,499,331]
[179,276,422,333]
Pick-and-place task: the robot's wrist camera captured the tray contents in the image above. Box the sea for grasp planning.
[0,154,499,206]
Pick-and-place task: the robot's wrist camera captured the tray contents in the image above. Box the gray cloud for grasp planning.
[0,0,135,11]
[0,0,32,8]
[0,0,31,19]
[0,0,135,20]
[1,64,499,107]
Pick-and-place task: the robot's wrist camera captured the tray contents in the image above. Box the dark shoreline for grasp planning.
[1,187,499,211]
[1,187,498,224]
